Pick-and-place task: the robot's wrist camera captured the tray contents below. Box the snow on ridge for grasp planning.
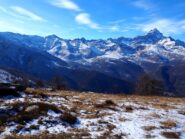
[0,69,15,83]
[158,38,176,47]
[44,36,185,64]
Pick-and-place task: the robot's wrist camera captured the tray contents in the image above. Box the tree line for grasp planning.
[135,74,164,96]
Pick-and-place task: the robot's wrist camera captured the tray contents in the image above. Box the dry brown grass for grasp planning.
[14,124,24,133]
[146,113,161,119]
[0,126,5,133]
[152,103,176,110]
[4,132,83,139]
[0,102,61,125]
[178,111,185,115]
[24,89,185,120]
[161,131,181,139]
[25,88,49,98]
[30,125,39,130]
[107,124,116,131]
[1,89,185,139]
[97,132,126,139]
[94,99,118,111]
[160,120,177,129]
[125,105,134,112]
[145,134,156,138]
[68,128,90,137]
[105,100,116,105]
[119,117,127,122]
[143,126,157,131]
[60,112,78,125]
[26,88,185,106]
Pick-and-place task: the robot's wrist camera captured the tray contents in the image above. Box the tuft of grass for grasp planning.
[125,105,133,112]
[30,125,39,130]
[147,113,161,118]
[161,131,181,139]
[2,102,61,125]
[4,132,81,139]
[143,126,157,131]
[137,106,149,110]
[94,100,117,111]
[160,120,177,129]
[178,111,185,116]
[60,112,78,125]
[107,124,116,131]
[0,126,5,133]
[14,124,24,133]
[145,134,156,138]
[105,100,116,106]
[152,103,176,110]
[95,100,116,108]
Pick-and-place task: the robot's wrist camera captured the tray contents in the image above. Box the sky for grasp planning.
[0,0,185,40]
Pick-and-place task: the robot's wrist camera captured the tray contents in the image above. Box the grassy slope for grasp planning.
[1,88,185,139]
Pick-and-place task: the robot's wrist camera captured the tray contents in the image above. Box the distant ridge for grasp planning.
[0,29,185,95]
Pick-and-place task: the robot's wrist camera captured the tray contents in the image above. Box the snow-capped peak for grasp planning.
[45,34,60,39]
[147,28,161,34]
[146,28,164,39]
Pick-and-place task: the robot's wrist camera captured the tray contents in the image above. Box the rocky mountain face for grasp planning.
[0,29,185,95]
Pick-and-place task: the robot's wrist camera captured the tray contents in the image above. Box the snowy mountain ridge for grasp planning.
[0,29,185,65]
[42,29,185,66]
[0,29,185,95]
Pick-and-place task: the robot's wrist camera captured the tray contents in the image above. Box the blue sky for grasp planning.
[0,0,185,40]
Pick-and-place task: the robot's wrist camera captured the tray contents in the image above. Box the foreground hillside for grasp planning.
[0,89,185,139]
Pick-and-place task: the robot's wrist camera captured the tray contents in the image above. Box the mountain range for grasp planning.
[0,28,185,96]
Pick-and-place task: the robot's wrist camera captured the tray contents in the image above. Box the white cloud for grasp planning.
[132,0,154,10]
[75,13,100,29]
[138,19,185,35]
[110,26,120,32]
[109,26,120,32]
[0,20,25,33]
[109,19,125,24]
[50,0,81,11]
[11,6,45,22]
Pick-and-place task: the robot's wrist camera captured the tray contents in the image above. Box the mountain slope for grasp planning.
[0,29,185,95]
[0,35,135,93]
